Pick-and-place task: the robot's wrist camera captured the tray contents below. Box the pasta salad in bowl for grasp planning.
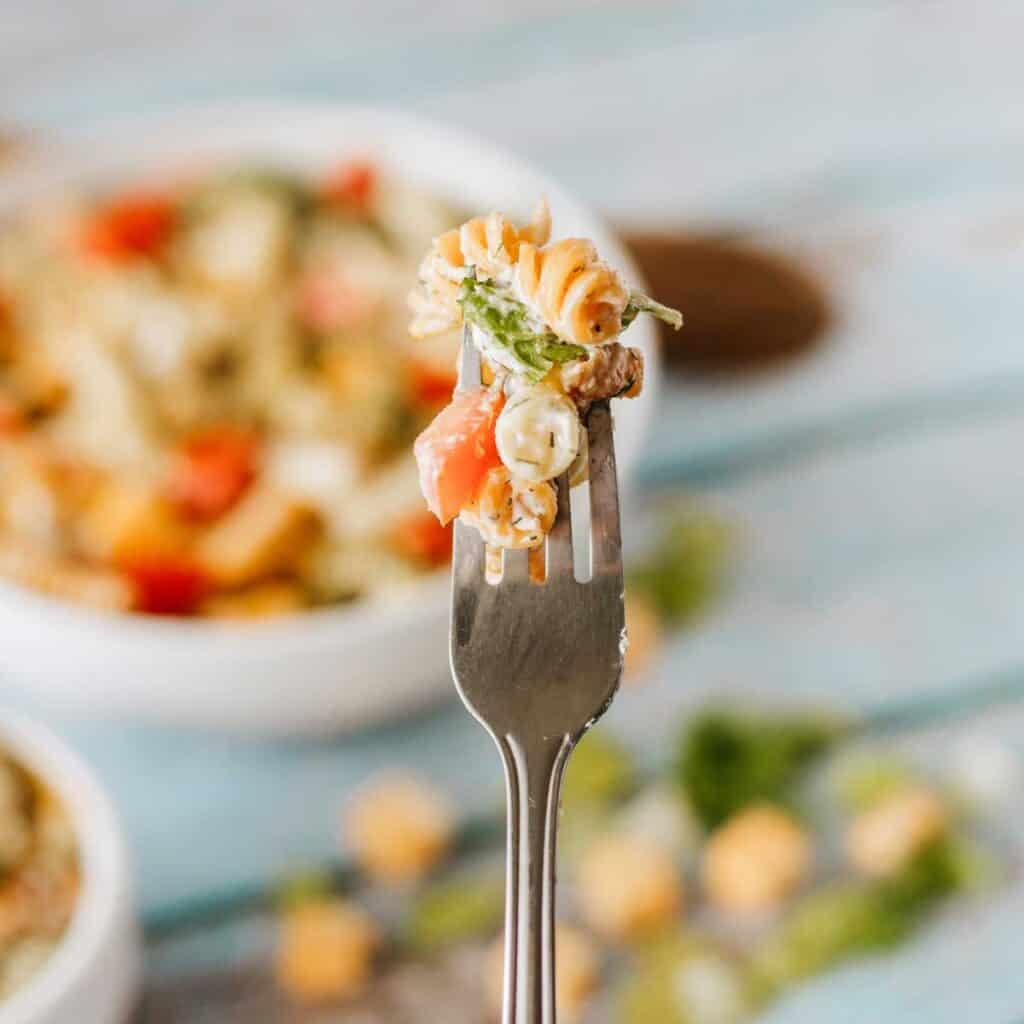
[0,104,659,733]
[0,160,460,617]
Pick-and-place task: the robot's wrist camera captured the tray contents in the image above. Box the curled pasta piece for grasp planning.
[515,238,629,346]
[408,201,551,339]
[495,384,581,483]
[460,465,556,549]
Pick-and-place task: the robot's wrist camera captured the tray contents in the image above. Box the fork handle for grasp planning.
[498,731,575,1024]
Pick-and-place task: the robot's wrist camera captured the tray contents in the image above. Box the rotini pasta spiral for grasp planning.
[408,201,551,339]
[411,197,680,555]
[515,238,629,346]
[460,465,556,549]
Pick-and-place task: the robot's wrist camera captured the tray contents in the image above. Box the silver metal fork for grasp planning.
[450,329,626,1024]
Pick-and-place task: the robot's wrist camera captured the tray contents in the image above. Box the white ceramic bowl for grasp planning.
[0,102,660,734]
[0,714,139,1024]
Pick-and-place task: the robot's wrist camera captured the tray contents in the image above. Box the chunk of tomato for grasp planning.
[79,193,176,263]
[124,557,210,616]
[167,426,260,522]
[413,386,504,525]
[321,161,376,212]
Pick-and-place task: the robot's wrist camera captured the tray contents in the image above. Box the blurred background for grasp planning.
[2,1,1024,1021]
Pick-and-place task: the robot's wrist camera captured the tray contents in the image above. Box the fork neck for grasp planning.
[496,731,575,1024]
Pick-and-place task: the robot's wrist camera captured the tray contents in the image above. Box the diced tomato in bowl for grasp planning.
[321,161,376,212]
[166,426,261,522]
[78,193,176,263]
[123,556,211,616]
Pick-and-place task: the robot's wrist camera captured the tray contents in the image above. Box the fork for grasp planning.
[450,328,626,1024]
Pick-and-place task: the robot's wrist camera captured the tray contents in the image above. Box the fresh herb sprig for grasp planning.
[457,274,682,383]
[457,275,585,383]
[621,292,684,331]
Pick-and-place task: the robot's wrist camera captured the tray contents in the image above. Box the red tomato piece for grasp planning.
[413,386,505,525]
[167,426,260,522]
[80,193,176,263]
[390,512,454,566]
[124,557,210,616]
[322,161,376,211]
[410,362,458,408]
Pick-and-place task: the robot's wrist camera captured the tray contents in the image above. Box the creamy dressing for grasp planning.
[495,384,580,483]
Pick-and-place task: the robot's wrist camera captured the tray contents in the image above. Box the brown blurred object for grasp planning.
[623,233,831,373]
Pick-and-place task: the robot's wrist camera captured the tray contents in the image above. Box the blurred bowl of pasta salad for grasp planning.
[0,103,660,733]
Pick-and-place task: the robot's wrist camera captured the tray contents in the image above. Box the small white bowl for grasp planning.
[0,102,660,734]
[0,714,139,1024]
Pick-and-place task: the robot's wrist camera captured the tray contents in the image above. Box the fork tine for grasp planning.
[452,330,486,582]
[502,547,531,584]
[546,474,574,576]
[586,402,622,573]
[453,518,485,582]
[457,325,482,393]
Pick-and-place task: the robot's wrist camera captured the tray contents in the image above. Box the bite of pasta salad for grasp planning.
[410,201,681,551]
[0,162,467,617]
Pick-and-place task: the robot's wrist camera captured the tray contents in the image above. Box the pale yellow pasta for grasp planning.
[409,202,629,347]
[495,384,581,483]
[0,540,134,611]
[516,238,629,346]
[460,465,556,550]
[196,486,319,587]
[408,201,551,339]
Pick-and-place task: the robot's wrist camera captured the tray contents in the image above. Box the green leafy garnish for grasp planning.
[622,292,684,331]
[751,837,993,997]
[627,509,732,625]
[676,709,843,829]
[457,276,682,383]
[404,873,505,953]
[458,275,585,382]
